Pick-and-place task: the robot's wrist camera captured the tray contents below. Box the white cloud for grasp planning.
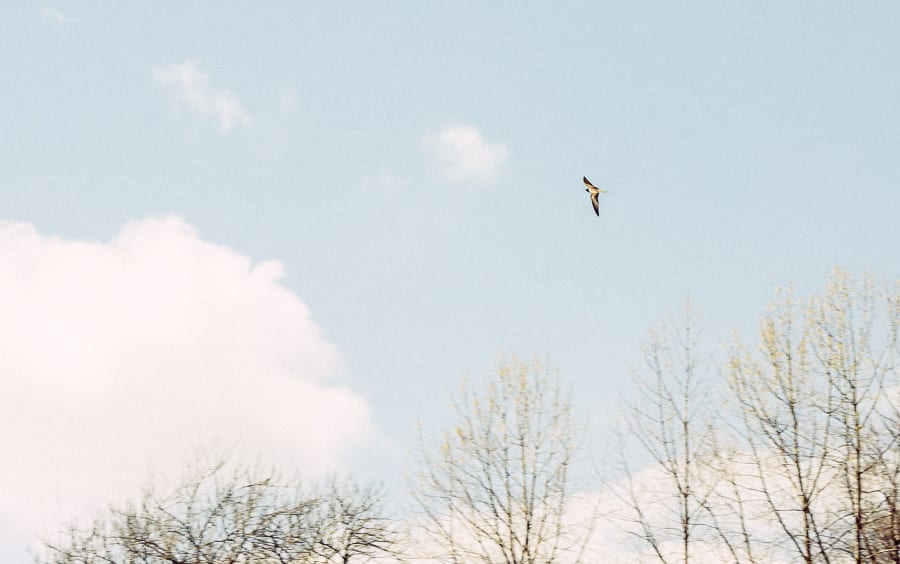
[40,7,70,24]
[423,124,508,181]
[153,62,252,133]
[578,449,855,563]
[0,217,372,538]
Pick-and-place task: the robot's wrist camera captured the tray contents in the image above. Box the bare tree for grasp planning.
[809,271,900,562]
[726,286,838,563]
[612,304,726,563]
[38,457,397,564]
[609,270,900,563]
[869,388,900,564]
[409,354,590,563]
[725,269,900,563]
[307,480,397,564]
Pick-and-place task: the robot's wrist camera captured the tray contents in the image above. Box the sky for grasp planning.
[2,2,899,561]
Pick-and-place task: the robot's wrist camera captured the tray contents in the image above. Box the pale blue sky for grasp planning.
[2,2,899,560]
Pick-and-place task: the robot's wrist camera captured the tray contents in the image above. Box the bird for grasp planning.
[583,176,609,217]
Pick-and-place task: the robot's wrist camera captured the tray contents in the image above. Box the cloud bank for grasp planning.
[153,62,252,133]
[0,217,371,533]
[423,125,508,181]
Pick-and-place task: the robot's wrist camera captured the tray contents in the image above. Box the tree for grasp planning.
[409,354,591,563]
[306,479,398,564]
[611,269,900,563]
[725,269,900,563]
[39,457,397,564]
[726,286,838,563]
[612,304,723,563]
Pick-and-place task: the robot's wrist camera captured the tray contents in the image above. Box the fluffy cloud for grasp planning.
[423,125,508,181]
[153,62,252,133]
[0,217,372,537]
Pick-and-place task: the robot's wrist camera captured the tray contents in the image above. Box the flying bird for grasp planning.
[583,176,608,217]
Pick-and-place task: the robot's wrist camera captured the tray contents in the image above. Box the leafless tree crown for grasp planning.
[39,459,397,564]
[615,269,900,564]
[409,354,591,564]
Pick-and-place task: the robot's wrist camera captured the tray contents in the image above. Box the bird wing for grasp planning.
[583,176,596,189]
[590,193,600,216]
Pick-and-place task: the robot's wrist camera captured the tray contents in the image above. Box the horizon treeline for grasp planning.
[39,268,900,563]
